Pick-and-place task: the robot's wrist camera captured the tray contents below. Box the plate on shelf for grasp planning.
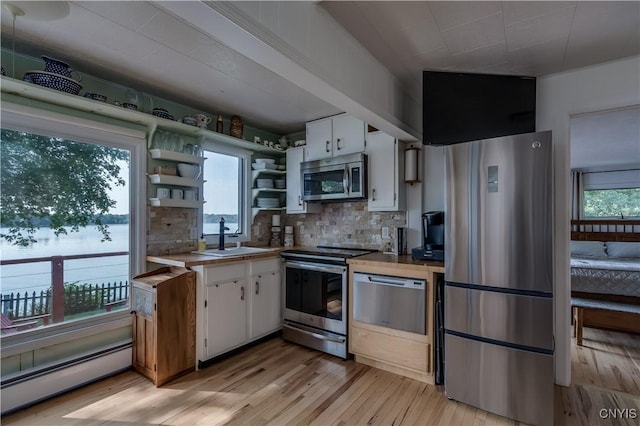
[256,198,280,208]
[255,158,276,164]
[252,162,277,170]
[256,178,274,188]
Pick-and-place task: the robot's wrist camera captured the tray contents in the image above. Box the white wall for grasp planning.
[537,55,640,387]
[422,146,447,212]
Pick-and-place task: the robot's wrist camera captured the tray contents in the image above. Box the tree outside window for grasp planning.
[583,188,640,218]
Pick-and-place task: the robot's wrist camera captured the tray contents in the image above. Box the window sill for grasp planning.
[0,310,132,358]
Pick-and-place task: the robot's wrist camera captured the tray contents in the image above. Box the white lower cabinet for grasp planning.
[205,279,247,359]
[195,257,281,365]
[249,259,281,340]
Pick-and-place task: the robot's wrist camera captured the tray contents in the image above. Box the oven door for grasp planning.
[301,161,366,201]
[283,260,347,335]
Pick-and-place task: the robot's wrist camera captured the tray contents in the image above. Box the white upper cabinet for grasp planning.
[305,114,366,161]
[306,118,333,161]
[366,131,406,212]
[286,146,321,214]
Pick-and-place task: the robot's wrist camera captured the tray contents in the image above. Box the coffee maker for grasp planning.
[411,211,444,261]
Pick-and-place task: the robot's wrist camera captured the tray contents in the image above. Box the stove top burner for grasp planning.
[281,246,377,263]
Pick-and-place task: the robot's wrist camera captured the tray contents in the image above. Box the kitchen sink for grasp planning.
[192,246,272,257]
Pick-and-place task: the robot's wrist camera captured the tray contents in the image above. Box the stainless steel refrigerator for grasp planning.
[444,131,554,426]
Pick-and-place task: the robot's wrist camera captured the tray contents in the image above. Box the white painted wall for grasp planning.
[537,55,640,387]
[422,146,447,212]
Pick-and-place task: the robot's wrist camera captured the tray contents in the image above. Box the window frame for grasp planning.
[200,140,252,245]
[0,102,146,347]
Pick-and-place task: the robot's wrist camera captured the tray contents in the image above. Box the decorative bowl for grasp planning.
[41,55,72,77]
[23,70,82,95]
[152,108,174,120]
[84,92,107,102]
[122,102,138,110]
[177,163,200,179]
[182,116,198,126]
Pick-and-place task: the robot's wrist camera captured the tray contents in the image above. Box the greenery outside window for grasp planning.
[0,103,146,340]
[583,188,640,218]
[201,143,251,245]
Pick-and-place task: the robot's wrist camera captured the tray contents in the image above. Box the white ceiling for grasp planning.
[1,0,639,148]
[323,1,640,99]
[0,1,341,134]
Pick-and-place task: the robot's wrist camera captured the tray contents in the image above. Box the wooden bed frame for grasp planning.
[571,219,640,242]
[570,219,640,336]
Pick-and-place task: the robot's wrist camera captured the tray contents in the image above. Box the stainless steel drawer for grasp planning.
[445,333,553,426]
[353,273,426,335]
[445,284,553,350]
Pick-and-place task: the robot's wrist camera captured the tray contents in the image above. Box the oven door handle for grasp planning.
[284,323,346,344]
[285,261,346,274]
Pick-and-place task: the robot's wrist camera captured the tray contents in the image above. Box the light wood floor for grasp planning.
[3,327,639,426]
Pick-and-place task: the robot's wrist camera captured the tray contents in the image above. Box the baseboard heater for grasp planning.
[1,342,132,415]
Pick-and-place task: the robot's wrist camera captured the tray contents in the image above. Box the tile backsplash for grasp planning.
[284,202,406,250]
[147,206,198,256]
[147,207,276,255]
[146,203,404,255]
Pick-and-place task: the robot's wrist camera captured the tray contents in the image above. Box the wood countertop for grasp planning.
[347,252,444,273]
[147,247,284,267]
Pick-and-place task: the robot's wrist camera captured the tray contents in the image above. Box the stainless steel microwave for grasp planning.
[301,153,367,202]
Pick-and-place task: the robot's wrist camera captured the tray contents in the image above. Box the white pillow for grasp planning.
[571,241,607,259]
[606,242,640,259]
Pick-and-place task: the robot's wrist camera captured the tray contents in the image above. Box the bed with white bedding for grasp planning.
[570,257,640,297]
[570,220,640,334]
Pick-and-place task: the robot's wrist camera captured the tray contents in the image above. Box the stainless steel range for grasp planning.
[281,246,376,359]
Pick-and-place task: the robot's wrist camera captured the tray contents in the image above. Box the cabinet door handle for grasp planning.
[298,195,302,206]
[325,140,330,153]
[256,281,260,295]
[241,286,245,301]
[372,188,376,201]
[336,138,342,150]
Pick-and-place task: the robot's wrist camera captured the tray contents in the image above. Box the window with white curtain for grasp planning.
[582,169,640,218]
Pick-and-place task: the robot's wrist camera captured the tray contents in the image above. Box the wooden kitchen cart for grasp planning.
[347,253,444,384]
[131,266,196,386]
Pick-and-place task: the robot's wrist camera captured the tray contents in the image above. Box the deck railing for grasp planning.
[1,251,129,323]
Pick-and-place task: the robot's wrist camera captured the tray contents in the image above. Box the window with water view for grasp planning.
[0,128,131,334]
[202,150,245,238]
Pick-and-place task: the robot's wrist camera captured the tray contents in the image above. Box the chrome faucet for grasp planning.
[219,217,230,250]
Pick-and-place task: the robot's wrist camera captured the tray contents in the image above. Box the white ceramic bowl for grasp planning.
[254,158,276,164]
[177,163,200,179]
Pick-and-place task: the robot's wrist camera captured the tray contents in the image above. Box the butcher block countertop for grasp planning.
[347,252,444,273]
[147,247,284,267]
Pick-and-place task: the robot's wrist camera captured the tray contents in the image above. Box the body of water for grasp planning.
[203,222,238,235]
[0,225,130,294]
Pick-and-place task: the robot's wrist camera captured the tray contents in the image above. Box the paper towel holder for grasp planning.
[404,145,421,184]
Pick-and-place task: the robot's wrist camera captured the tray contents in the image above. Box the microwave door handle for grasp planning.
[343,165,350,195]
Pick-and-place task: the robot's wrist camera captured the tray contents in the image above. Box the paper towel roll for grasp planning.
[272,214,280,226]
[404,147,419,182]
